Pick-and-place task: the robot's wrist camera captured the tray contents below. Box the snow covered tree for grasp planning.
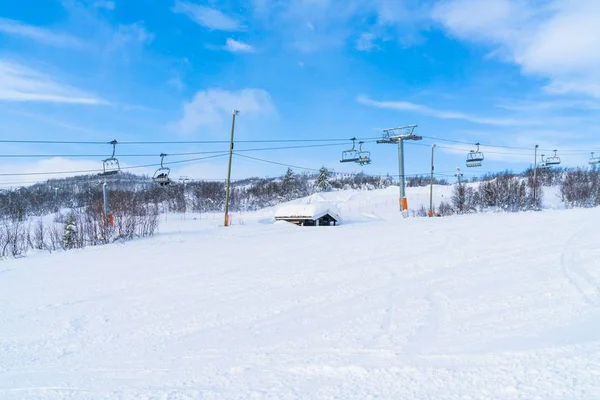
[316,166,332,192]
[282,168,296,200]
[63,214,77,250]
[283,168,294,187]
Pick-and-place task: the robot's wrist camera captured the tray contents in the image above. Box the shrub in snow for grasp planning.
[452,185,477,214]
[475,172,540,212]
[560,168,600,208]
[438,201,454,216]
[0,218,30,258]
[0,194,159,259]
[33,220,46,250]
[406,175,449,187]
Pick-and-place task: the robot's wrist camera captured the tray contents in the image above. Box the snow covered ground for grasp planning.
[1,186,599,399]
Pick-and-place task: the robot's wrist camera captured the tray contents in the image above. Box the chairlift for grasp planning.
[99,140,120,176]
[589,152,600,165]
[544,149,561,166]
[466,143,484,168]
[152,153,172,186]
[357,141,371,166]
[538,154,550,169]
[340,138,361,163]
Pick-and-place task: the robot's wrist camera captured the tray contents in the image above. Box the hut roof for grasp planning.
[274,202,341,222]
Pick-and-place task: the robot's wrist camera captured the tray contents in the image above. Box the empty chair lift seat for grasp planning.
[274,202,341,226]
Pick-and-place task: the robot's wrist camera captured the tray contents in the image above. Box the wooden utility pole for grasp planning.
[224,110,239,227]
[429,144,436,217]
[179,176,190,220]
[533,144,539,207]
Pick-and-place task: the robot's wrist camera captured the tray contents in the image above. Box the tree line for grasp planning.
[0,169,393,221]
[2,165,599,258]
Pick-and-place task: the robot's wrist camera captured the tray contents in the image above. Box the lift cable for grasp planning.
[0,153,230,177]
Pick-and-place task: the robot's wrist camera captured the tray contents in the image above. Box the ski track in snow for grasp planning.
[1,188,600,399]
[561,226,600,306]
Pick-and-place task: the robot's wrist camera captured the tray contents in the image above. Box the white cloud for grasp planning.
[250,0,431,51]
[173,0,240,31]
[250,0,356,52]
[357,95,531,126]
[0,158,108,187]
[175,88,275,134]
[356,32,377,51]
[224,38,255,53]
[0,17,82,48]
[432,0,600,98]
[174,158,230,181]
[0,60,108,105]
[94,1,116,10]
[109,23,153,51]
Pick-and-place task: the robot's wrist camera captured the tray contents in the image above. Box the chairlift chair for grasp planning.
[544,149,561,166]
[466,143,484,168]
[340,138,361,163]
[357,141,371,166]
[538,154,550,169]
[99,140,121,176]
[152,153,172,186]
[589,152,600,165]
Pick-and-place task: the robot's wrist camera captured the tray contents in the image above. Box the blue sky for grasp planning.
[1,0,600,185]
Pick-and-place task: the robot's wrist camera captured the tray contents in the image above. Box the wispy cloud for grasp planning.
[357,95,530,126]
[224,38,255,53]
[0,60,109,105]
[167,75,184,91]
[497,98,600,112]
[250,0,431,52]
[108,23,153,51]
[94,1,115,10]
[175,88,275,134]
[173,0,240,31]
[0,17,82,48]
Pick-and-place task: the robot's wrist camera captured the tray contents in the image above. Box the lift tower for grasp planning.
[377,125,422,213]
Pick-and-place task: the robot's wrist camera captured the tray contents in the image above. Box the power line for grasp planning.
[0,137,382,146]
[403,141,535,156]
[0,141,380,159]
[419,135,600,154]
[2,135,598,154]
[0,150,227,158]
[234,142,365,153]
[235,153,462,180]
[419,135,532,150]
[234,153,322,172]
[0,153,229,177]
[119,137,381,145]
[0,140,108,145]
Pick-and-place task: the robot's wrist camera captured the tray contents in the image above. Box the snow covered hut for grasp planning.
[274,202,341,226]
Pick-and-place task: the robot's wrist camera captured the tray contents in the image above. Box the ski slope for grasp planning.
[1,187,599,399]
